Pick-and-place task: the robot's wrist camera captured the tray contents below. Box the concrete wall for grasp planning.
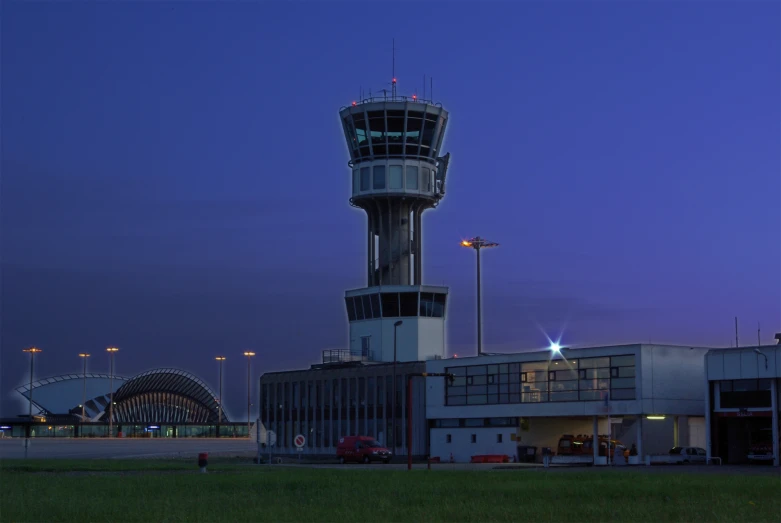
[706,345,781,380]
[431,427,517,462]
[688,417,706,448]
[348,316,445,362]
[639,345,711,416]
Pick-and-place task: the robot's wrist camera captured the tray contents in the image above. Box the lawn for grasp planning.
[1,459,779,522]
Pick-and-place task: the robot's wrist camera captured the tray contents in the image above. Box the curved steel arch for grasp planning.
[15,373,129,395]
[15,374,129,416]
[111,368,226,424]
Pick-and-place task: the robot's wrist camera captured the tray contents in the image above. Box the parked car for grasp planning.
[336,436,392,464]
[557,434,629,459]
[668,446,707,464]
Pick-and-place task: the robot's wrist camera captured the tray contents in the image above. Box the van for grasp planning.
[336,436,392,464]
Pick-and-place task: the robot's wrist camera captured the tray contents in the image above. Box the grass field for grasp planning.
[1,459,779,522]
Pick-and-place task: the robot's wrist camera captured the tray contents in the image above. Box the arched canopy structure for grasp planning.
[110,368,226,423]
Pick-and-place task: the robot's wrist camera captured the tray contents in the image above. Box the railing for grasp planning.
[321,349,378,364]
[342,94,443,109]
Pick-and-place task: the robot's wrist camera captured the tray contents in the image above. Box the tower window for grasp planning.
[471,434,477,443]
[422,168,431,192]
[446,434,452,443]
[373,165,386,190]
[389,166,403,189]
[360,167,370,191]
[370,293,381,318]
[381,293,399,317]
[406,166,419,190]
[345,297,356,321]
[399,292,419,317]
[362,295,373,319]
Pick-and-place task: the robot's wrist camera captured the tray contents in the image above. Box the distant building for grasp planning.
[6,368,247,438]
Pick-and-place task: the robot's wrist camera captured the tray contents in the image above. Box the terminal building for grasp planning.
[5,368,251,438]
[425,344,709,463]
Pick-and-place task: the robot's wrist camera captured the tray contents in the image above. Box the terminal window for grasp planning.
[445,355,636,406]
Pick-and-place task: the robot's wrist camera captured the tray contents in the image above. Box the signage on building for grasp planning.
[716,410,772,418]
[294,434,306,448]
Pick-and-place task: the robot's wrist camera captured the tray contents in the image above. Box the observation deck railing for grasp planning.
[321,349,379,365]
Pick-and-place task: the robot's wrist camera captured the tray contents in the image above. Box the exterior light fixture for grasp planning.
[460,236,499,356]
[646,415,666,420]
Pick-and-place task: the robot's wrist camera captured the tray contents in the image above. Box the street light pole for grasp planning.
[106,347,119,437]
[23,347,42,459]
[244,352,255,437]
[391,320,403,452]
[215,357,226,426]
[460,237,499,356]
[79,353,90,436]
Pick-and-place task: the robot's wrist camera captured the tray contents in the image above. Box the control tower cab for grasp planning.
[339,89,451,363]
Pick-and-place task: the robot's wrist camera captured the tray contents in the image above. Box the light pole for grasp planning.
[215,356,226,425]
[391,320,403,452]
[106,347,119,437]
[460,237,499,356]
[78,353,90,435]
[23,346,42,458]
[244,352,255,437]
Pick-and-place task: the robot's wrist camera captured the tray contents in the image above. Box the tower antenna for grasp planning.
[758,322,761,346]
[431,77,433,101]
[423,74,426,100]
[392,38,397,100]
[735,316,739,348]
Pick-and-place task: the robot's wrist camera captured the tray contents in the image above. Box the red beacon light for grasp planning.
[392,77,397,84]
[412,94,417,101]
[351,101,357,106]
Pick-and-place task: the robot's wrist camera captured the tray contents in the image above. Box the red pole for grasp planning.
[407,376,413,470]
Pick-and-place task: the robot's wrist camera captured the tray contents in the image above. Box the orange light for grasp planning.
[461,240,471,247]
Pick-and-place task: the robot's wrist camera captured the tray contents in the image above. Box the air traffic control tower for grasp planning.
[338,80,451,363]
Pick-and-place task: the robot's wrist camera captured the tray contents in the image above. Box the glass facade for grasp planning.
[341,105,447,161]
[445,355,637,406]
[719,379,772,409]
[260,364,426,453]
[345,291,447,321]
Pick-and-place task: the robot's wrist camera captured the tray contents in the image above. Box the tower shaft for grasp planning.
[363,198,432,286]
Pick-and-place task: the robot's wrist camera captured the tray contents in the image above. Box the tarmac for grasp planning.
[0,439,778,476]
[0,437,259,460]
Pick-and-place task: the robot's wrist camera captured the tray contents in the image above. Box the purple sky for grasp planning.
[2,1,779,420]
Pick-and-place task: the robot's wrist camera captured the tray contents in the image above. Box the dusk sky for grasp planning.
[2,1,779,419]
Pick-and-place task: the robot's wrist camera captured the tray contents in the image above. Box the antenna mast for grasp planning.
[392,38,397,101]
[735,317,740,348]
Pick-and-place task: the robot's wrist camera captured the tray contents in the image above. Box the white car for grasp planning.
[669,446,707,464]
